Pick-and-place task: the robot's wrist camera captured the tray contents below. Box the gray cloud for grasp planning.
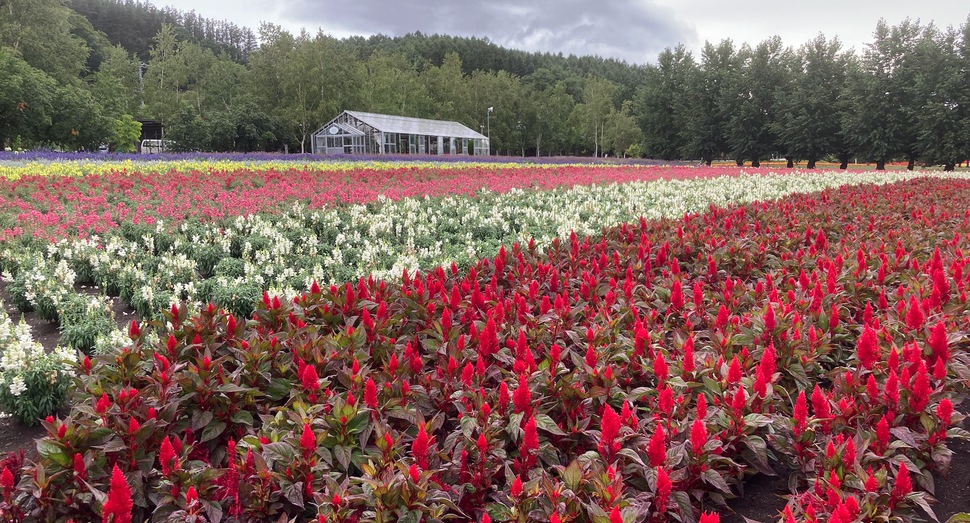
[276,0,696,63]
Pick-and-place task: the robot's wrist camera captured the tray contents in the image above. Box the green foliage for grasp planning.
[111,114,142,152]
[57,294,116,353]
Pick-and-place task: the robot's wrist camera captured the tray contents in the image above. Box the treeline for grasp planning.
[69,0,258,63]
[1,0,969,168]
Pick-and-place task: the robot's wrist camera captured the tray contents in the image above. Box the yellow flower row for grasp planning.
[0,159,584,180]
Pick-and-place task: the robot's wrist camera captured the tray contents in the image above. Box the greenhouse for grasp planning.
[311,110,489,156]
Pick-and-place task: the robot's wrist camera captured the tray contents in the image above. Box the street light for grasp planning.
[487,106,493,156]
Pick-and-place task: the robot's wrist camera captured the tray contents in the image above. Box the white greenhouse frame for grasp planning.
[312,111,489,156]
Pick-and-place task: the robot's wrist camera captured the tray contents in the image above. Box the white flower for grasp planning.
[8,375,26,397]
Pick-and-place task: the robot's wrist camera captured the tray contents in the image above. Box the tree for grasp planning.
[683,40,738,165]
[0,0,90,83]
[605,101,643,157]
[635,45,695,160]
[774,35,854,168]
[911,23,970,170]
[110,114,141,152]
[842,19,925,169]
[0,47,57,148]
[572,76,618,157]
[89,44,140,119]
[723,36,793,167]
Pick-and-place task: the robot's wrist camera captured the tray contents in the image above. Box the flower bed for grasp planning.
[1,176,968,522]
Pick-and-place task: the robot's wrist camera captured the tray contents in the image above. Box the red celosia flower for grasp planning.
[760,343,776,381]
[856,325,879,370]
[300,423,316,456]
[670,279,684,311]
[498,382,510,413]
[690,418,707,456]
[610,506,623,523]
[655,466,671,514]
[764,303,776,332]
[844,438,856,465]
[412,423,430,469]
[647,426,666,467]
[364,377,378,409]
[585,344,598,368]
[96,393,111,414]
[73,453,86,481]
[696,394,707,419]
[1,466,13,492]
[186,485,199,507]
[876,415,891,453]
[102,464,133,523]
[654,351,668,383]
[482,513,492,523]
[810,385,830,420]
[409,463,421,483]
[905,295,924,331]
[510,475,523,498]
[683,337,695,374]
[699,511,720,523]
[732,387,746,417]
[477,433,489,456]
[599,404,621,460]
[793,390,808,434]
[160,436,177,476]
[523,415,539,456]
[938,398,954,426]
[658,387,674,417]
[909,363,931,412]
[865,467,879,492]
[726,357,741,384]
[885,370,900,407]
[929,320,949,363]
[128,320,140,339]
[549,344,562,373]
[892,462,912,504]
[128,417,140,435]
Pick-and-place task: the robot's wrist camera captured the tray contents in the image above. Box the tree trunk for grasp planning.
[875,160,886,170]
[839,153,849,170]
[751,158,760,168]
[807,159,817,169]
[705,159,712,167]
[906,157,915,171]
[735,159,743,167]
[944,162,955,172]
[786,158,794,168]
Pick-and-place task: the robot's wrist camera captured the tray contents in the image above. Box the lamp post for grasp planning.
[487,106,493,156]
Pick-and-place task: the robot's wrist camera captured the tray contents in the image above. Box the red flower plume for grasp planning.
[102,464,133,523]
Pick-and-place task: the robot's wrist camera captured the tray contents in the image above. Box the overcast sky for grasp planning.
[150,0,969,64]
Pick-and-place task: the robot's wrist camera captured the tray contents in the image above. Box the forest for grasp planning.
[1,0,968,168]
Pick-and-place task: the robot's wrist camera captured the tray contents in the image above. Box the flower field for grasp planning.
[0,161,969,523]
